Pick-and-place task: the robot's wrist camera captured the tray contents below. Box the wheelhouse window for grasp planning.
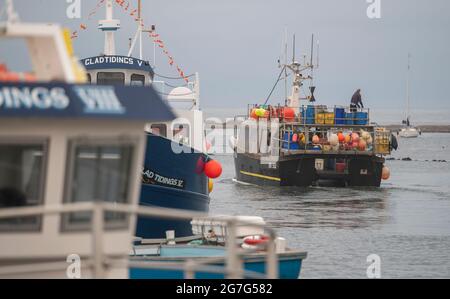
[97,72,125,85]
[131,74,145,86]
[62,139,136,231]
[173,124,190,145]
[0,139,47,231]
[86,73,91,84]
[150,124,167,137]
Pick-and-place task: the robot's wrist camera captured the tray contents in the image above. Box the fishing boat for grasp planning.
[129,216,307,279]
[79,0,222,240]
[0,0,176,277]
[232,35,394,187]
[398,54,420,138]
[1,3,290,279]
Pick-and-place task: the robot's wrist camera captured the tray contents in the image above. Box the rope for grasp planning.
[155,73,195,80]
[163,82,188,88]
[156,91,194,97]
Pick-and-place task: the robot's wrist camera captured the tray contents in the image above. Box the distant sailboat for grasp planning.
[399,53,420,138]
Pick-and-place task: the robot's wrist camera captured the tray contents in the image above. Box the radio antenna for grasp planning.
[292,34,296,63]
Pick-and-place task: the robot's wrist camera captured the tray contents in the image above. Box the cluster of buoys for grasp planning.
[337,130,373,151]
[250,106,295,121]
[291,132,305,144]
[307,130,374,152]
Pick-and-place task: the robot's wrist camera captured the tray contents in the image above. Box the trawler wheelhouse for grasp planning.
[81,55,154,86]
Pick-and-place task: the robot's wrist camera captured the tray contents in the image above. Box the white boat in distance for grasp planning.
[398,53,420,138]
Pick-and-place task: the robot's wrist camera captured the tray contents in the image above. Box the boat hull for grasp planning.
[234,152,384,187]
[129,246,306,279]
[398,128,419,138]
[136,134,210,239]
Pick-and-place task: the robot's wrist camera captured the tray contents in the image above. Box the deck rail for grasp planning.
[0,202,279,279]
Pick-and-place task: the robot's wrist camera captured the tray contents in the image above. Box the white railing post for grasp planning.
[92,203,105,278]
[184,259,195,279]
[225,220,243,279]
[266,234,278,279]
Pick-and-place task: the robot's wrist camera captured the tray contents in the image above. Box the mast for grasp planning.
[98,0,120,55]
[138,0,143,60]
[127,0,152,60]
[406,53,411,125]
[5,0,20,23]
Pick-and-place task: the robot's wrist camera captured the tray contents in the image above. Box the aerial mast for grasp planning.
[98,0,120,55]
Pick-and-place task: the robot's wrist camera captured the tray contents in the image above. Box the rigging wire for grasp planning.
[263,65,286,106]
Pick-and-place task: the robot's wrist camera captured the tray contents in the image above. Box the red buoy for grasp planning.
[280,107,295,121]
[204,160,222,178]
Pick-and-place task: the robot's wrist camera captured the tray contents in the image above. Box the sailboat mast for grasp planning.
[406,53,411,123]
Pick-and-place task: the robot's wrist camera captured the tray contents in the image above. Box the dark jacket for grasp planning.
[351,90,363,108]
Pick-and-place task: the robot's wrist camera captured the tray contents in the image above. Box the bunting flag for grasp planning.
[71,0,105,38]
[70,0,190,83]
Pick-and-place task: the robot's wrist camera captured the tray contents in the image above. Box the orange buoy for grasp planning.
[358,139,367,151]
[382,166,390,180]
[292,133,298,142]
[345,134,351,144]
[208,178,214,193]
[351,132,360,142]
[312,135,320,144]
[279,107,295,121]
[250,108,258,119]
[204,160,222,178]
[338,132,345,143]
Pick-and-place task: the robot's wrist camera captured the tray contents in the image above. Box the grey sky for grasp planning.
[1,0,449,110]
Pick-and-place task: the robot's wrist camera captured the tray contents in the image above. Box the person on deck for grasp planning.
[350,89,364,112]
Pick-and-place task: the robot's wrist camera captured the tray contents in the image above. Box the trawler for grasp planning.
[232,36,394,187]
[79,0,221,240]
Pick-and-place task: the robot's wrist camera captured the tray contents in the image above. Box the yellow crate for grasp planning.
[315,113,325,124]
[374,130,391,154]
[325,112,335,125]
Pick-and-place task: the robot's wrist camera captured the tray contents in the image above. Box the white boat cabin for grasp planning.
[81,55,205,153]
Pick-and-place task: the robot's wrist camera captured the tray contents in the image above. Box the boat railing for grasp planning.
[0,202,279,279]
[278,122,391,156]
[246,104,371,125]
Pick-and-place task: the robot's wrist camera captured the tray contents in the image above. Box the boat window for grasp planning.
[97,72,125,85]
[86,73,91,84]
[0,140,47,232]
[150,124,167,137]
[131,74,145,86]
[62,139,136,231]
[173,124,190,145]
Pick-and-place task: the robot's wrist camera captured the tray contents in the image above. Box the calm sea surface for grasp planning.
[209,133,450,278]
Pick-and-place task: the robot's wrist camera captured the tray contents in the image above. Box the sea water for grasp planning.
[209,133,450,278]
